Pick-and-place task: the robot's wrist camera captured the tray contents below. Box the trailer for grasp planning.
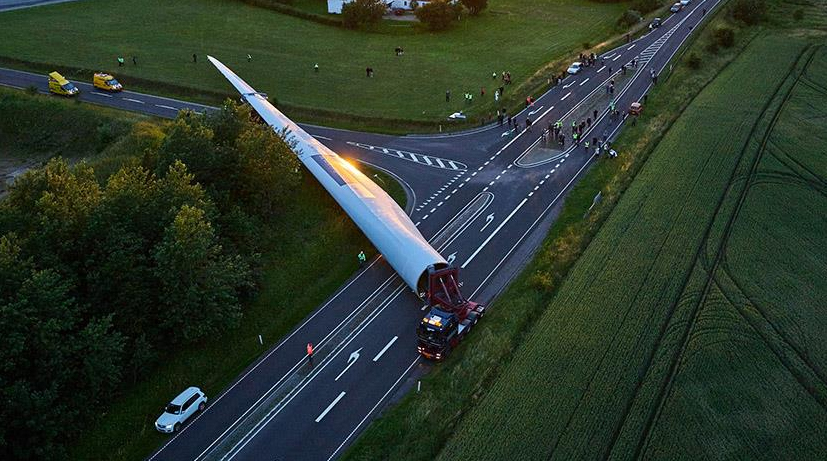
[208,56,481,360]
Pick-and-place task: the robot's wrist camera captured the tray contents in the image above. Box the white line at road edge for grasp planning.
[373,336,398,362]
[326,357,419,461]
[461,198,528,269]
[315,392,347,423]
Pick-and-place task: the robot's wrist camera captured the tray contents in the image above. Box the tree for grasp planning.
[341,0,386,29]
[460,0,487,15]
[153,205,252,342]
[415,0,458,31]
[235,124,302,216]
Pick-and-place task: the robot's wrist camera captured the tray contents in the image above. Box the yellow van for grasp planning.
[48,71,79,96]
[93,72,122,92]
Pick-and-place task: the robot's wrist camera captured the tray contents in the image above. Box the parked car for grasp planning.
[650,17,662,29]
[680,0,691,5]
[155,387,207,433]
[93,72,122,92]
[670,2,683,12]
[629,102,643,116]
[48,71,79,96]
[567,62,582,75]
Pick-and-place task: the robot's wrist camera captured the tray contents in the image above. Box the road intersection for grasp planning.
[0,1,722,458]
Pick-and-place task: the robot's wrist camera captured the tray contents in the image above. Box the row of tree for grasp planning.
[342,0,488,31]
[0,102,301,459]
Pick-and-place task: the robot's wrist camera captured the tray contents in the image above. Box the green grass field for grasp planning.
[435,30,827,461]
[0,0,629,125]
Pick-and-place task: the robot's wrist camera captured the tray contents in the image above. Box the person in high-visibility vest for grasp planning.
[307,342,314,366]
[358,250,366,266]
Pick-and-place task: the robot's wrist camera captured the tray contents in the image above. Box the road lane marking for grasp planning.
[155,104,178,111]
[612,54,622,61]
[123,97,144,104]
[563,81,575,89]
[315,392,346,423]
[627,44,636,50]
[461,197,528,269]
[561,92,571,101]
[579,78,590,86]
[597,66,606,73]
[326,357,419,461]
[334,348,362,381]
[373,336,398,362]
[91,91,112,98]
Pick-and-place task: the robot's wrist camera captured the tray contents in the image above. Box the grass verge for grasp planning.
[341,1,784,459]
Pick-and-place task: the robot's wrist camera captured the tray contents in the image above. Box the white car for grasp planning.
[670,2,682,12]
[680,0,691,5]
[155,387,207,433]
[567,62,582,75]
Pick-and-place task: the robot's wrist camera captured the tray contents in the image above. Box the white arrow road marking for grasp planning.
[480,213,495,232]
[462,198,528,269]
[528,105,544,116]
[123,97,144,104]
[334,348,362,382]
[315,392,346,423]
[579,78,590,86]
[373,336,398,362]
[561,92,572,101]
[501,129,516,137]
[447,252,457,265]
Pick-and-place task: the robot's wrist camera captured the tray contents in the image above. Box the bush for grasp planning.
[342,0,386,29]
[713,26,735,48]
[618,9,643,28]
[460,0,488,15]
[730,0,766,25]
[415,0,458,31]
[631,0,662,14]
[686,52,702,69]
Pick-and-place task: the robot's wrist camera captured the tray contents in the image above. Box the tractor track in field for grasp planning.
[630,44,819,459]
[712,268,827,409]
[751,171,827,198]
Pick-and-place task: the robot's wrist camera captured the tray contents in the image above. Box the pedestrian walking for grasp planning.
[584,140,590,152]
[117,56,124,67]
[525,117,532,131]
[307,342,314,366]
[587,117,592,127]
[560,133,565,147]
[608,66,612,74]
[541,128,548,144]
[508,115,513,127]
[446,90,451,102]
[358,250,366,267]
[492,72,498,79]
[247,54,252,62]
[595,146,601,157]
[314,63,319,73]
[132,56,137,66]
[481,87,485,97]
[192,53,197,63]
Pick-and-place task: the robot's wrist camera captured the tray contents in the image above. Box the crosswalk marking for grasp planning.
[346,142,467,171]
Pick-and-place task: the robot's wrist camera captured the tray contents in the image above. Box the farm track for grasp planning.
[629,44,818,460]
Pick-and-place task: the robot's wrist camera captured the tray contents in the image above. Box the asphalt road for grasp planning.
[0,1,722,459]
[0,0,81,12]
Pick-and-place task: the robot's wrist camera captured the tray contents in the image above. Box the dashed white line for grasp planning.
[372,336,398,362]
[315,392,346,423]
[462,197,528,268]
[495,175,501,180]
[612,55,622,61]
[627,44,636,50]
[91,91,112,98]
[155,104,178,111]
[561,92,572,101]
[597,66,606,73]
[123,97,145,104]
[579,78,590,86]
[437,202,444,207]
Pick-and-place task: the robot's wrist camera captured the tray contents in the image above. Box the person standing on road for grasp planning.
[307,343,314,366]
[593,109,598,120]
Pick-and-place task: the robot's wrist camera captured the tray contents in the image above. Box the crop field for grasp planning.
[0,0,628,124]
[436,34,827,460]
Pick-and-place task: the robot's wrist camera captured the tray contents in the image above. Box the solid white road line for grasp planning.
[315,392,347,423]
[373,336,398,362]
[326,357,419,461]
[123,97,144,104]
[462,198,528,269]
[561,92,571,101]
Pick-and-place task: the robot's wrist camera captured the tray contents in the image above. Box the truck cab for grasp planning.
[416,265,485,360]
[48,71,79,96]
[93,72,122,92]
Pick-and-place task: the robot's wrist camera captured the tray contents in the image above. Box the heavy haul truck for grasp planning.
[209,57,483,361]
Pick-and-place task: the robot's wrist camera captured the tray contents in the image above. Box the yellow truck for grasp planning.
[48,71,79,96]
[93,72,122,92]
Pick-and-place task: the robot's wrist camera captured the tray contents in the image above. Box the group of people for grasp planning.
[579,52,599,68]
